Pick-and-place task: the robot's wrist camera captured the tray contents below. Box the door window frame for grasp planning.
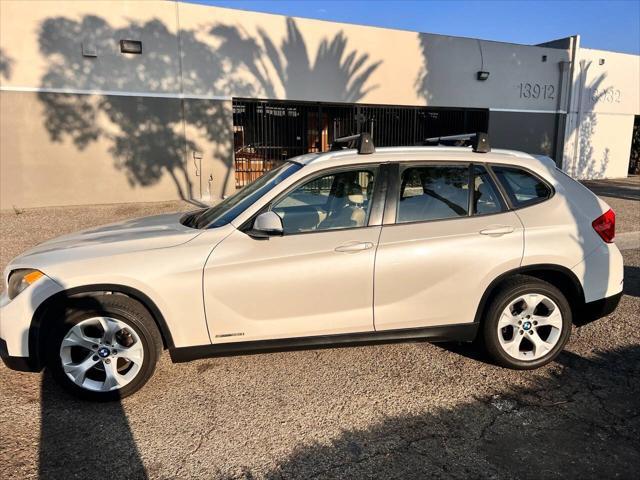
[383,161,513,226]
[241,163,389,237]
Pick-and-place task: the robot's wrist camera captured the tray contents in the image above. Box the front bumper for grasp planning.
[0,338,36,371]
[0,275,62,371]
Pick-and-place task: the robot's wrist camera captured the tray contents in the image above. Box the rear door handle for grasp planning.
[479,225,515,236]
[335,241,374,253]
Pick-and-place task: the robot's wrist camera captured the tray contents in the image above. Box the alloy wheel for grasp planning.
[497,293,563,361]
[59,317,145,392]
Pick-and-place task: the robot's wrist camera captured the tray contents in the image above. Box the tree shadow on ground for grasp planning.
[254,346,640,479]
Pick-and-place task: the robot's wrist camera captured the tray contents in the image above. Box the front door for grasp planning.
[203,165,382,342]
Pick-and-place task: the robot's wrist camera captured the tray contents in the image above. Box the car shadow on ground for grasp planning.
[623,265,640,297]
[37,345,640,479]
[255,346,640,479]
[39,369,147,479]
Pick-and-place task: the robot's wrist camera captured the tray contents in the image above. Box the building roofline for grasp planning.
[182,1,577,53]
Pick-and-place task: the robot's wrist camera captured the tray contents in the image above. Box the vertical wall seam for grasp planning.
[175,0,193,199]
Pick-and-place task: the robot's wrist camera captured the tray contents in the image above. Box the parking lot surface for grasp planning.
[1,179,639,479]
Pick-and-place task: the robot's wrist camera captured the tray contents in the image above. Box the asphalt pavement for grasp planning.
[0,179,638,479]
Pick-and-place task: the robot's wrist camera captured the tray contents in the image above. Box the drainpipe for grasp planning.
[561,35,579,174]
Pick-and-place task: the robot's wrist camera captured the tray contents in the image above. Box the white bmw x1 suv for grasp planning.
[0,134,623,401]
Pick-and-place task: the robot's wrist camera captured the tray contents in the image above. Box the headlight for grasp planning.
[8,269,44,300]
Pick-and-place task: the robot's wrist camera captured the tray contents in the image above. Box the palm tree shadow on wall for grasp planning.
[210,17,382,103]
[0,47,14,80]
[35,16,381,204]
[36,16,238,204]
[565,66,611,180]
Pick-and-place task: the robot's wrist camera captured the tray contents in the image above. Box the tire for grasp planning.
[483,275,572,370]
[45,294,163,401]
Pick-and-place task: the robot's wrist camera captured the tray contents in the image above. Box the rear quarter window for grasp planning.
[492,166,552,208]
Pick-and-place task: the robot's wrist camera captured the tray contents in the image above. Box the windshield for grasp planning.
[192,162,303,229]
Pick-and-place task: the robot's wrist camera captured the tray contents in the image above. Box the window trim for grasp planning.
[488,163,555,211]
[241,163,384,237]
[469,163,507,217]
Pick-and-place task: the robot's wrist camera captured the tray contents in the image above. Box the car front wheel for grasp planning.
[45,294,162,401]
[483,275,572,369]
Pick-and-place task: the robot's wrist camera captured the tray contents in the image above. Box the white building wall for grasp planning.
[563,46,640,179]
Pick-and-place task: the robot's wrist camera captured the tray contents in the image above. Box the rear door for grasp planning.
[374,162,524,331]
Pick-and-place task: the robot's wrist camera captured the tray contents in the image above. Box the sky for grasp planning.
[192,0,640,55]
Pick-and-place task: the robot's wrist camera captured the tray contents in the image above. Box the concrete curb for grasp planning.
[616,231,640,251]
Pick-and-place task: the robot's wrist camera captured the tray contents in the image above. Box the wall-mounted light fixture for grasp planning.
[81,42,97,58]
[476,71,490,81]
[599,58,605,65]
[542,55,547,62]
[120,40,142,54]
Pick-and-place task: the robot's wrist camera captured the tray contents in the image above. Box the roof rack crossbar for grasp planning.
[424,132,491,153]
[425,133,477,143]
[330,132,375,154]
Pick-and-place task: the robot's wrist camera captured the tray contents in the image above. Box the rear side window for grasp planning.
[397,165,469,223]
[492,166,551,208]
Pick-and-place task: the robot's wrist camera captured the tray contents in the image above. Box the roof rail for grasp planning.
[330,132,375,154]
[424,132,491,153]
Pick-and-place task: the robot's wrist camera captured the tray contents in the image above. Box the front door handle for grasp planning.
[479,225,515,236]
[335,241,374,253]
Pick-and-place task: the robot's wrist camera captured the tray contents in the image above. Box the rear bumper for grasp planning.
[575,291,623,327]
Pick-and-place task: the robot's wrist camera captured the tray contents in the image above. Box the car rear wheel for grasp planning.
[45,294,162,401]
[483,275,572,369]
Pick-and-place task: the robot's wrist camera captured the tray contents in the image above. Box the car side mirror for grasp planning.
[250,211,283,238]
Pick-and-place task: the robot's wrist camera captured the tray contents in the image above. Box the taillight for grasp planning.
[592,209,615,243]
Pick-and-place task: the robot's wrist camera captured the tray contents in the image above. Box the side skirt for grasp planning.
[169,323,479,363]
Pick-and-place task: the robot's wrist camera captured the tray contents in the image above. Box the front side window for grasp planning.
[193,162,302,228]
[273,168,376,234]
[397,165,469,223]
[492,166,551,208]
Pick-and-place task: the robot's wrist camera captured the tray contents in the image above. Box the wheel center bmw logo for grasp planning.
[98,347,111,358]
[522,321,532,331]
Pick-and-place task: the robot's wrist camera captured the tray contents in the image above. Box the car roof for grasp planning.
[294,146,557,174]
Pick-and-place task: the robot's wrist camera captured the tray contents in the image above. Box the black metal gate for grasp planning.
[233,99,488,187]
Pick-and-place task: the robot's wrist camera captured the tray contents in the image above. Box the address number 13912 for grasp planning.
[518,83,555,100]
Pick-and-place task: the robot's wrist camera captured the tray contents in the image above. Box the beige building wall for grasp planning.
[177,2,569,109]
[0,1,637,208]
[0,0,233,208]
